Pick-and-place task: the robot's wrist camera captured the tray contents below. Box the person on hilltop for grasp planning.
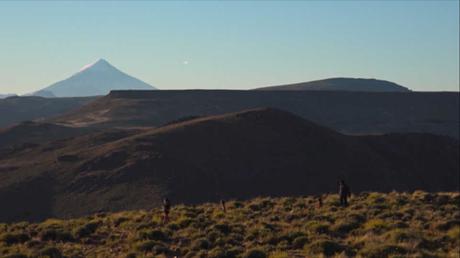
[338,180,351,206]
[163,198,171,224]
[220,199,227,213]
[317,195,323,208]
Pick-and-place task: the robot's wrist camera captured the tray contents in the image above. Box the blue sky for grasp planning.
[0,0,458,94]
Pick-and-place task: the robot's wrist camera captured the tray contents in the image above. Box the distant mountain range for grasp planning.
[24,58,412,97]
[254,78,411,92]
[32,59,156,97]
[52,90,459,138]
[0,90,457,138]
[0,108,457,221]
[9,60,414,98]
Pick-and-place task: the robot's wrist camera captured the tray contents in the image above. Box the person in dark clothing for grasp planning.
[220,199,227,213]
[317,195,323,208]
[338,180,351,206]
[163,198,171,224]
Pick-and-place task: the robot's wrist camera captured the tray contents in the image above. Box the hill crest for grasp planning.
[254,77,411,92]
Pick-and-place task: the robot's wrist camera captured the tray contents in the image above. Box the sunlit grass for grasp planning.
[0,191,458,257]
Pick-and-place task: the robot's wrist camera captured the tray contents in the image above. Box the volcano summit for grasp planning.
[33,59,156,97]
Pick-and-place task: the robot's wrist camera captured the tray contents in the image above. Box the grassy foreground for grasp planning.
[0,191,459,258]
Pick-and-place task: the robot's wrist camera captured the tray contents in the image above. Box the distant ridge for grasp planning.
[0,93,16,99]
[0,95,95,128]
[254,77,411,92]
[33,59,156,97]
[52,90,459,138]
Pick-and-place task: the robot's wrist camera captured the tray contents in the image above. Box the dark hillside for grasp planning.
[0,108,457,222]
[0,96,95,128]
[0,122,96,149]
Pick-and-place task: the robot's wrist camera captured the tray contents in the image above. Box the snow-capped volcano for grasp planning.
[33,59,156,97]
[78,58,114,72]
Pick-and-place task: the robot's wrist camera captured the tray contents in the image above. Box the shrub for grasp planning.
[367,192,386,204]
[37,247,63,258]
[191,238,211,250]
[434,194,450,205]
[138,229,169,242]
[0,232,30,245]
[447,226,460,241]
[305,221,330,234]
[26,239,44,248]
[268,252,289,258]
[292,236,309,249]
[136,240,157,252]
[152,243,170,254]
[213,223,232,235]
[415,238,443,250]
[232,201,244,208]
[434,220,459,231]
[114,216,129,226]
[384,228,420,243]
[243,249,267,258]
[358,244,407,258]
[331,218,361,235]
[167,223,180,231]
[4,254,28,258]
[363,219,390,233]
[305,239,344,256]
[40,229,74,242]
[124,253,136,258]
[208,247,238,258]
[177,217,193,228]
[73,221,100,238]
[249,203,262,211]
[391,195,408,206]
[393,221,409,229]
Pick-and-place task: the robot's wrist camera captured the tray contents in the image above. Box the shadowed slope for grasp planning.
[54,90,459,138]
[0,108,457,221]
[0,95,96,128]
[0,121,96,149]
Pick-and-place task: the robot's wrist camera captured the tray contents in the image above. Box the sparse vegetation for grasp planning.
[0,192,458,257]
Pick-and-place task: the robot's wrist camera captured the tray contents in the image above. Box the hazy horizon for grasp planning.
[0,1,458,94]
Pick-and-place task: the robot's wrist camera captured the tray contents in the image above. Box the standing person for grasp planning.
[163,198,171,224]
[220,199,227,213]
[338,180,351,206]
[317,195,323,208]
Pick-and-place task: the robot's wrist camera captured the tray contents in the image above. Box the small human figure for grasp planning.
[338,180,351,206]
[317,195,323,208]
[220,199,227,213]
[163,198,171,224]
